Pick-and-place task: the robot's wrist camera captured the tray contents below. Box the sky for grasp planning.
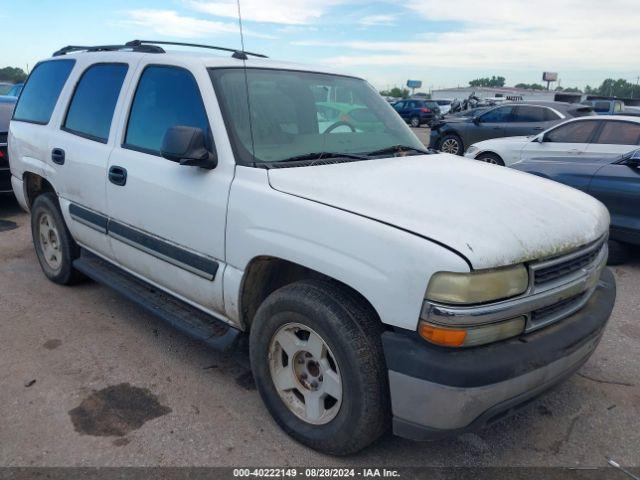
[1,0,639,92]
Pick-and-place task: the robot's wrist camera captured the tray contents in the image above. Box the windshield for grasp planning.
[209,68,424,166]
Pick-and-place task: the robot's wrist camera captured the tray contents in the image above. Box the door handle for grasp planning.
[108,166,127,186]
[51,148,65,165]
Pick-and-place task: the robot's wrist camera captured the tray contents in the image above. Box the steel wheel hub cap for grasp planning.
[441,139,459,154]
[269,323,342,425]
[38,213,62,270]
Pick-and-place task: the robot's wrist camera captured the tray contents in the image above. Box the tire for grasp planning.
[410,116,421,128]
[30,192,83,285]
[607,239,631,265]
[250,280,390,455]
[476,152,505,166]
[439,134,464,155]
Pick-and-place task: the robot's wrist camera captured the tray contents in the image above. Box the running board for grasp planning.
[73,249,240,351]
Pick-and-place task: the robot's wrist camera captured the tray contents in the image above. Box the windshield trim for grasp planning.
[208,66,420,167]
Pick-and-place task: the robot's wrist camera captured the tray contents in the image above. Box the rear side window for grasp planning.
[593,101,610,113]
[124,66,209,155]
[546,120,599,143]
[595,121,640,145]
[13,60,75,124]
[63,63,128,143]
[514,106,545,122]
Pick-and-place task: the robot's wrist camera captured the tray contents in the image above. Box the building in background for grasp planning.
[431,86,582,104]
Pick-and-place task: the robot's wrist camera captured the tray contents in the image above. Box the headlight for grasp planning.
[465,146,479,155]
[425,264,529,305]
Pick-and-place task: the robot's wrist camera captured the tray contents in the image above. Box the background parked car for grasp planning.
[0,83,12,95]
[464,116,640,166]
[582,99,625,115]
[435,99,453,115]
[510,148,640,264]
[6,83,23,98]
[392,99,441,127]
[0,96,17,193]
[430,102,594,155]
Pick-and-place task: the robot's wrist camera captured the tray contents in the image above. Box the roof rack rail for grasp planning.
[125,40,268,60]
[52,43,165,57]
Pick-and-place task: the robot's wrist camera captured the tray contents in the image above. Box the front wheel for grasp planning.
[476,152,505,166]
[439,134,463,155]
[250,280,389,455]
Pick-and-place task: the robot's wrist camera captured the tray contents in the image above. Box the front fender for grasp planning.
[225,167,470,331]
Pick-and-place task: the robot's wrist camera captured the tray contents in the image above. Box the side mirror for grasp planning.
[473,116,481,125]
[161,126,217,169]
[626,151,640,169]
[534,134,545,143]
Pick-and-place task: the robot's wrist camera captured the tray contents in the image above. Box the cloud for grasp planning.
[309,0,640,73]
[184,0,345,25]
[357,14,397,26]
[120,9,273,39]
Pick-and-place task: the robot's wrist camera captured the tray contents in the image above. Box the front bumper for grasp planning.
[382,267,616,440]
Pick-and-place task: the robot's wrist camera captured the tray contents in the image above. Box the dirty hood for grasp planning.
[267,154,609,269]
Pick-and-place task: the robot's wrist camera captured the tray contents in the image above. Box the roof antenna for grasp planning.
[236,0,256,162]
[232,0,248,60]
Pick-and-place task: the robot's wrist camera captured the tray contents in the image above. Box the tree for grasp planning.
[0,67,27,83]
[469,76,506,88]
[515,83,546,90]
[380,87,410,99]
[584,79,640,98]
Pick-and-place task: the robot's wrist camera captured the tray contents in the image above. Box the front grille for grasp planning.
[534,243,603,286]
[531,293,585,323]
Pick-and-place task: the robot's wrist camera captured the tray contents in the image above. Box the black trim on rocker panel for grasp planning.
[108,221,219,280]
[68,202,219,281]
[68,203,108,233]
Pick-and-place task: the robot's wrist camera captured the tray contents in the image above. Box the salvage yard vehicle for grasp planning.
[0,95,16,193]
[464,116,640,166]
[392,99,441,127]
[510,148,640,264]
[9,41,616,455]
[430,102,594,155]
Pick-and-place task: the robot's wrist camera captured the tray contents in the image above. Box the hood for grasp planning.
[267,154,609,270]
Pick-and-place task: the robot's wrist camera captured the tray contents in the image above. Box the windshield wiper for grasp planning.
[362,145,434,157]
[256,151,370,168]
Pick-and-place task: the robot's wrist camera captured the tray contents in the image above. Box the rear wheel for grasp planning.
[410,116,421,128]
[439,134,463,155]
[476,152,505,166]
[250,280,389,455]
[31,193,82,285]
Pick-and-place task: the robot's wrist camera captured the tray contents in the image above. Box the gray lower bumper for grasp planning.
[390,333,600,437]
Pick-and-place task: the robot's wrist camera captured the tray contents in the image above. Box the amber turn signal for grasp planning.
[418,323,467,347]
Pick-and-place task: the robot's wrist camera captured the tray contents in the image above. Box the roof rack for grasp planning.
[52,40,268,60]
[52,43,165,57]
[125,40,268,60]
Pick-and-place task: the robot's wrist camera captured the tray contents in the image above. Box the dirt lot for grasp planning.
[1,185,639,467]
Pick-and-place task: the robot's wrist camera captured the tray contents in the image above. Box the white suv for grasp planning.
[9,41,616,455]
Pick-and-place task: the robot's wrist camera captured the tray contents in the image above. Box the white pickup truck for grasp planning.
[8,41,616,455]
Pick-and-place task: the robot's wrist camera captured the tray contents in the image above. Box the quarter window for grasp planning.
[63,63,128,143]
[124,66,209,155]
[595,121,640,145]
[545,121,599,143]
[13,60,75,124]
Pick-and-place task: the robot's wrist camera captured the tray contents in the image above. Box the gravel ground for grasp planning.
[1,169,639,467]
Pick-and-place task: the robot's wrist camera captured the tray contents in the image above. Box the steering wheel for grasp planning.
[324,120,356,134]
